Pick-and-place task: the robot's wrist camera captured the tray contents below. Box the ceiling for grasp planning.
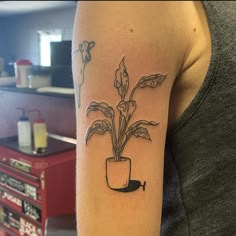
[0,1,77,16]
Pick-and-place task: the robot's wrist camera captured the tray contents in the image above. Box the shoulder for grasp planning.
[74,1,197,81]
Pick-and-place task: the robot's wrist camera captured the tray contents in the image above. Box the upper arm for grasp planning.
[72,2,186,235]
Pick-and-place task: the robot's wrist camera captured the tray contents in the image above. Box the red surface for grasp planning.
[0,145,76,236]
[0,90,76,235]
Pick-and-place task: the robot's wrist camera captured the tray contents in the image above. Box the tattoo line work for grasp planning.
[85,53,167,192]
[74,40,95,108]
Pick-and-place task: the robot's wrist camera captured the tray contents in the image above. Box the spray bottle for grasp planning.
[17,107,31,147]
[29,110,47,153]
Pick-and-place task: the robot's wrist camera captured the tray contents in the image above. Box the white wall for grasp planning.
[1,6,76,65]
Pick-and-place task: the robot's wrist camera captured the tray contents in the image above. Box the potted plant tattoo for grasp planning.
[86,57,166,192]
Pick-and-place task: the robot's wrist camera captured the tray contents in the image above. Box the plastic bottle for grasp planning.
[17,108,31,147]
[29,110,47,152]
[14,59,32,88]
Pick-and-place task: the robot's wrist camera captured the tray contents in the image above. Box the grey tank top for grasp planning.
[161,1,236,236]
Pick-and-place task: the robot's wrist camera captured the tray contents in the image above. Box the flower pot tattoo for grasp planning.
[76,41,167,192]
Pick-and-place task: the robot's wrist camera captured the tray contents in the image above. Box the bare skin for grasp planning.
[72,1,211,235]
[168,1,211,126]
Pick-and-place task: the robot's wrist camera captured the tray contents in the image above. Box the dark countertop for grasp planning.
[0,136,75,157]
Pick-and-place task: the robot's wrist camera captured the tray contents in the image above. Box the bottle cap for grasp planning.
[28,109,45,123]
[34,118,45,123]
[17,107,29,121]
[16,59,32,66]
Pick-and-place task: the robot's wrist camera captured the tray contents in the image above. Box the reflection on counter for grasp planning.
[0,136,75,157]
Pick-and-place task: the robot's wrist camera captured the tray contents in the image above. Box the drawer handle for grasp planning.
[40,171,45,190]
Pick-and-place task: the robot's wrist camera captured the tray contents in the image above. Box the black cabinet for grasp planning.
[50,41,73,88]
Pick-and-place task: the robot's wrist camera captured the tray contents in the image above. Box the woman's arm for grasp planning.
[72,2,187,235]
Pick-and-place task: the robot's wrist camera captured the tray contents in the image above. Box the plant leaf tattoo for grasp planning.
[84,50,167,192]
[74,40,95,108]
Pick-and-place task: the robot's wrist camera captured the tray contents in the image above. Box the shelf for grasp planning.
[0,183,41,205]
[0,200,42,227]
[0,86,74,99]
[0,222,17,236]
[0,186,41,209]
[0,214,42,236]
[0,198,22,213]
[0,166,40,187]
[0,162,39,182]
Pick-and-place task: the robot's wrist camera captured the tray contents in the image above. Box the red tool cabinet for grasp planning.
[0,137,76,236]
